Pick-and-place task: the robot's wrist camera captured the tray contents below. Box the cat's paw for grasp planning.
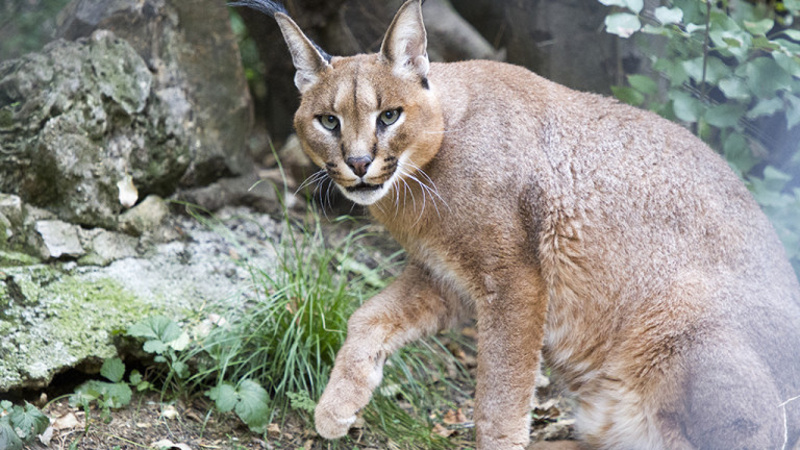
[314,399,358,439]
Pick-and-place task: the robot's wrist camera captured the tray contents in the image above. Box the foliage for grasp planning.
[69,357,149,423]
[0,400,49,450]
[600,0,800,276]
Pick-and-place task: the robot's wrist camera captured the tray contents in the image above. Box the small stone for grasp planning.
[34,220,85,259]
[118,195,169,236]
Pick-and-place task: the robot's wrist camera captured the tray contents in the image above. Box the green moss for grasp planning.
[0,250,40,267]
[0,267,166,390]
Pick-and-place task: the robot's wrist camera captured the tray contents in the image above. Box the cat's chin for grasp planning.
[338,182,390,205]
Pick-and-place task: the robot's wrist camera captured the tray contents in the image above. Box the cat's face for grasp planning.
[294,55,443,205]
[271,0,442,205]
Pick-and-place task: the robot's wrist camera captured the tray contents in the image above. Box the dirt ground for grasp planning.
[22,370,575,450]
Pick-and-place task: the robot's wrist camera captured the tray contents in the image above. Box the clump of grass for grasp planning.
[154,191,475,447]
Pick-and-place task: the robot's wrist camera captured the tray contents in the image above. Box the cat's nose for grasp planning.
[346,156,372,177]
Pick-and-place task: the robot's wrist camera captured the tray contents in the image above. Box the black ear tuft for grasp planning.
[227,0,333,63]
[227,0,288,17]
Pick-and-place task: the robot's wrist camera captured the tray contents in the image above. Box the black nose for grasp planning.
[346,156,372,177]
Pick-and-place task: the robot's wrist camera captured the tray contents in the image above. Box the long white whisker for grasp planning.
[295,169,328,195]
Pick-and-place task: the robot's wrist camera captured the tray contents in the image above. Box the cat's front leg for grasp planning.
[315,263,461,439]
[474,271,548,450]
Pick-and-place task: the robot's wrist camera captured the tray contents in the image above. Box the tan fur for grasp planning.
[268,1,800,448]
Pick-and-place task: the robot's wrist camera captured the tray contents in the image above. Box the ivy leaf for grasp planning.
[682,56,731,84]
[654,6,683,25]
[746,97,784,119]
[778,29,800,40]
[704,103,747,128]
[599,0,643,13]
[786,95,800,129]
[719,77,751,101]
[627,74,658,95]
[744,18,774,35]
[763,166,792,192]
[605,13,642,38]
[611,86,645,106]
[723,133,758,174]
[744,57,793,98]
[669,91,702,123]
[100,357,125,383]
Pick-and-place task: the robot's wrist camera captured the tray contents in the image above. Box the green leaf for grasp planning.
[605,13,642,38]
[744,18,774,35]
[207,383,238,412]
[168,331,190,352]
[599,0,643,13]
[128,316,182,343]
[0,400,11,411]
[704,103,746,128]
[627,74,658,95]
[670,91,702,123]
[72,380,132,409]
[723,133,759,174]
[143,340,169,354]
[100,357,125,383]
[0,422,23,450]
[763,166,792,192]
[744,57,793,98]
[746,97,784,119]
[9,403,49,440]
[654,6,683,25]
[718,77,750,101]
[778,29,800,40]
[129,370,143,386]
[234,380,270,432]
[773,53,800,78]
[682,56,731,84]
[287,391,317,414]
[611,86,645,106]
[786,95,800,129]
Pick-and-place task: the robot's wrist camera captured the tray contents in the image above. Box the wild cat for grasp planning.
[230,0,800,448]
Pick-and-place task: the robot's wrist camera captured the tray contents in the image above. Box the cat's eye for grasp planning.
[319,114,340,131]
[378,108,402,127]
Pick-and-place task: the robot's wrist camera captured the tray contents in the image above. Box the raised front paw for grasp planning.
[314,394,359,439]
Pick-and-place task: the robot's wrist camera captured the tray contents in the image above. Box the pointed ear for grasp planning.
[380,0,429,81]
[274,12,331,93]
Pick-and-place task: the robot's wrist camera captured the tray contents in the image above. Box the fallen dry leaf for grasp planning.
[431,423,455,438]
[267,422,281,439]
[442,408,469,425]
[53,412,81,430]
[161,404,180,420]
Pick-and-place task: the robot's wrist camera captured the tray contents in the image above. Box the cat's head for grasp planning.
[242,0,444,205]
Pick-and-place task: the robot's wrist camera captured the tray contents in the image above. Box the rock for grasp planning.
[0,206,283,392]
[176,173,281,214]
[56,0,253,187]
[118,195,170,236]
[34,220,86,259]
[0,31,187,228]
[78,229,139,266]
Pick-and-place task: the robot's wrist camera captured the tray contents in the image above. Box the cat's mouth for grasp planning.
[345,182,383,193]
